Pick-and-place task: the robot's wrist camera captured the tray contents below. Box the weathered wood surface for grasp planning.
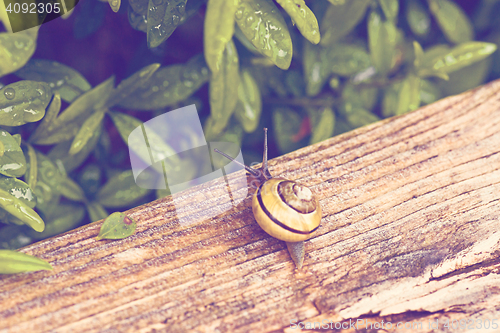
[1,78,500,333]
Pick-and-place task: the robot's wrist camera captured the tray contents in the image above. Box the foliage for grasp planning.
[0,0,499,265]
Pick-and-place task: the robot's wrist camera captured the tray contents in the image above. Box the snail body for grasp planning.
[214,128,321,268]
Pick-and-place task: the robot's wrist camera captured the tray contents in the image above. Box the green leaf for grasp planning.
[284,70,305,98]
[320,0,371,46]
[437,57,492,96]
[396,74,421,115]
[0,187,44,232]
[419,79,441,105]
[235,0,293,70]
[47,126,102,173]
[25,143,38,190]
[341,102,380,128]
[0,250,52,274]
[303,42,331,96]
[418,42,497,77]
[368,9,398,75]
[0,176,36,208]
[58,177,86,202]
[108,0,121,12]
[0,81,52,126]
[0,31,36,77]
[26,203,85,240]
[97,170,149,207]
[204,0,236,73]
[15,60,92,103]
[309,107,335,144]
[378,0,398,21]
[272,107,303,154]
[234,70,262,133]
[382,82,400,117]
[105,64,160,108]
[0,129,26,177]
[128,7,148,32]
[69,110,106,156]
[109,111,179,172]
[208,40,240,136]
[275,0,320,44]
[342,84,379,110]
[147,0,187,48]
[96,212,137,240]
[413,40,424,69]
[30,76,114,145]
[30,151,63,215]
[406,0,430,37]
[129,0,148,15]
[117,54,210,110]
[87,201,108,222]
[329,43,372,76]
[429,0,473,44]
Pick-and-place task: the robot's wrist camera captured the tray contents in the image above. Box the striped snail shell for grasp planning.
[215,128,322,268]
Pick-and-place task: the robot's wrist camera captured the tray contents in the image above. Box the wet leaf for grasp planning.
[0,129,26,177]
[320,0,371,46]
[58,176,86,202]
[109,111,179,172]
[0,176,36,208]
[275,0,320,44]
[87,201,108,222]
[30,151,63,215]
[378,0,398,21]
[128,7,148,32]
[208,40,240,136]
[234,70,262,133]
[0,250,52,274]
[368,10,398,75]
[418,42,497,78]
[106,64,160,108]
[97,170,149,208]
[129,0,149,15]
[309,107,335,144]
[109,0,121,12]
[329,43,372,76]
[273,107,303,154]
[118,54,209,110]
[396,73,421,115]
[96,212,137,240]
[25,143,38,190]
[48,126,101,173]
[406,0,430,37]
[303,42,331,96]
[235,0,293,70]
[27,203,85,240]
[0,31,36,77]
[0,81,52,126]
[15,59,91,103]
[0,188,44,232]
[69,110,106,156]
[147,0,187,48]
[429,0,473,44]
[30,76,114,145]
[204,0,236,72]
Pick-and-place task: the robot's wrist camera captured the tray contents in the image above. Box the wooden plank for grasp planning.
[1,78,500,333]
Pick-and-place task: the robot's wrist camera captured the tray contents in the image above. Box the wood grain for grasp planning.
[1,78,500,333]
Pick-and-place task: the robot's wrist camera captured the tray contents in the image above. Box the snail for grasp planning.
[214,128,321,268]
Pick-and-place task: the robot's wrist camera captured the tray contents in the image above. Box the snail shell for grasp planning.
[252,178,321,243]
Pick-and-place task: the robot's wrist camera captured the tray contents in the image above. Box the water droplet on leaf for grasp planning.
[3,88,15,100]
